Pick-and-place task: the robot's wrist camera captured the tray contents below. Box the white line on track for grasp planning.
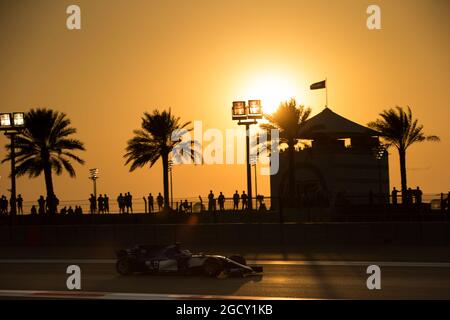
[0,259,449,267]
[0,289,306,300]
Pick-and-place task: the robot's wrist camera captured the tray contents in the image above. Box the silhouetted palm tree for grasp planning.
[260,98,313,197]
[124,109,196,209]
[368,106,440,201]
[2,108,85,199]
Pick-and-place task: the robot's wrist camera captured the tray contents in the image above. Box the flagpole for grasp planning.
[325,77,328,108]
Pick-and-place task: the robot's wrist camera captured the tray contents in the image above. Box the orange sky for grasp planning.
[0,0,449,202]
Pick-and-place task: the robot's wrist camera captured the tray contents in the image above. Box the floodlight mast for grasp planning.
[231,100,263,211]
[0,112,25,216]
[89,168,99,201]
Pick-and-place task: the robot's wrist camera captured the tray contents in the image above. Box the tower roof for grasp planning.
[298,107,379,139]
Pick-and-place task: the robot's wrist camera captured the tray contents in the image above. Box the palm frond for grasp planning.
[2,108,85,183]
[124,108,193,172]
[368,105,440,151]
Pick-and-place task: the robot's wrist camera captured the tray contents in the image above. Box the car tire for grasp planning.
[228,255,246,266]
[203,258,223,277]
[116,258,133,275]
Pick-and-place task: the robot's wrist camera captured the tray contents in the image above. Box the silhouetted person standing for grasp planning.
[257,194,264,209]
[143,196,147,213]
[104,194,109,213]
[415,186,423,205]
[241,191,248,210]
[208,190,215,212]
[183,199,190,212]
[46,194,58,214]
[89,194,96,214]
[117,193,125,213]
[218,192,225,211]
[53,194,60,214]
[98,194,104,214]
[157,193,164,212]
[125,192,133,213]
[198,196,203,211]
[0,195,6,214]
[233,191,240,210]
[391,187,398,205]
[17,194,23,214]
[148,193,154,213]
[38,196,45,215]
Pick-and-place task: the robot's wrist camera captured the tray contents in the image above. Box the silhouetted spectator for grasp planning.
[54,195,60,213]
[125,192,133,213]
[17,194,23,214]
[391,187,398,205]
[75,206,83,215]
[104,194,109,213]
[148,193,154,213]
[60,206,67,215]
[98,194,105,214]
[89,194,96,214]
[38,196,45,215]
[46,194,58,214]
[117,193,125,213]
[198,196,203,211]
[183,199,191,213]
[233,191,240,210]
[241,191,248,210]
[259,200,267,212]
[0,195,7,214]
[143,196,147,213]
[178,200,185,213]
[208,190,215,212]
[30,205,37,215]
[67,206,74,215]
[257,194,264,209]
[179,199,190,213]
[157,193,164,211]
[218,192,225,211]
[415,186,423,205]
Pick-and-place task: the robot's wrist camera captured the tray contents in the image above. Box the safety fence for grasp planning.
[0,193,448,224]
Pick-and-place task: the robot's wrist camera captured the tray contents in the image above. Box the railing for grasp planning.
[0,193,448,224]
[4,196,276,215]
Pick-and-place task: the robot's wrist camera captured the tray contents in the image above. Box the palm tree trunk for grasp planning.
[161,152,170,210]
[43,165,54,198]
[43,164,55,214]
[398,147,407,202]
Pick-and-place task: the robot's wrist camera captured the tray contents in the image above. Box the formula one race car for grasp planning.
[115,243,263,277]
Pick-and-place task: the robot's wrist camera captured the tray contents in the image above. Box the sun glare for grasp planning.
[243,73,300,115]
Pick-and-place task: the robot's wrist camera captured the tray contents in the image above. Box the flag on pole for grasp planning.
[310,80,326,90]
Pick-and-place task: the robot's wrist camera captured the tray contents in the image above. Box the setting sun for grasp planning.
[242,72,302,115]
